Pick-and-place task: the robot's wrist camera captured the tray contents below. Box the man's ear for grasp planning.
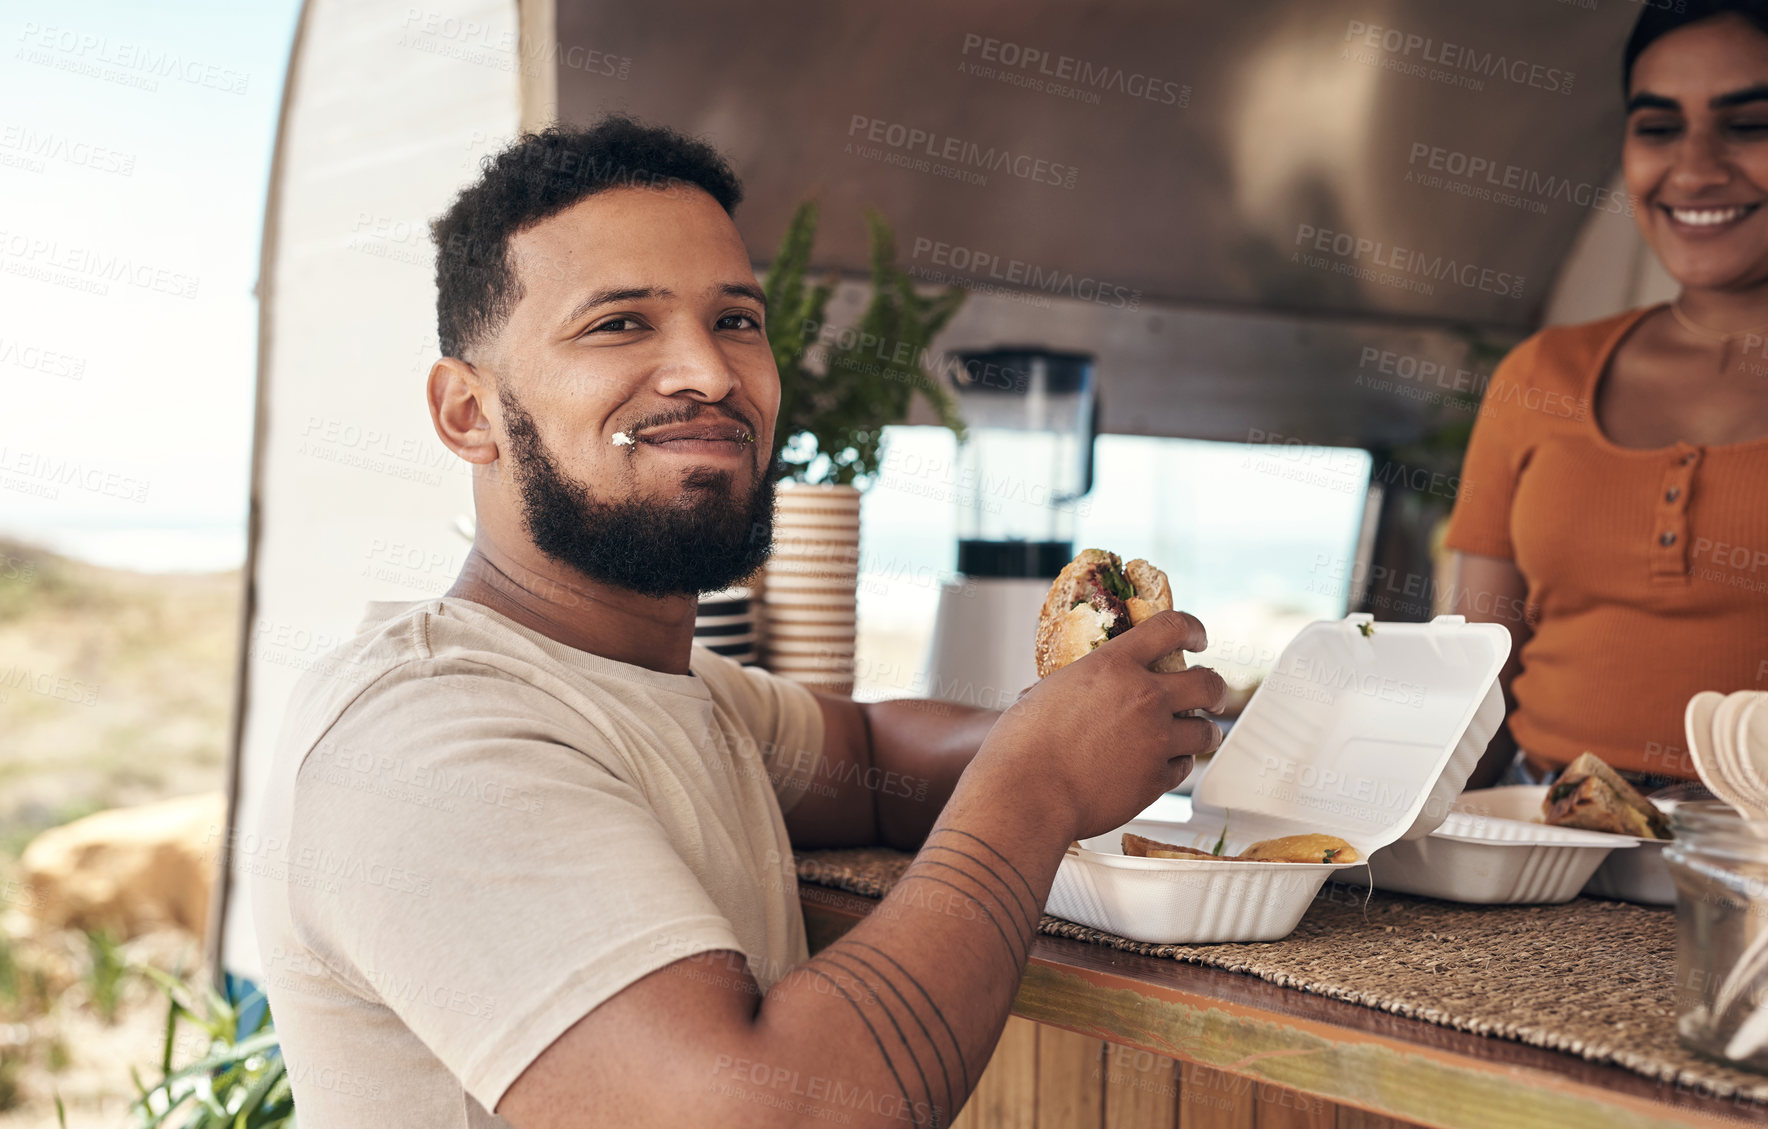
[428,356,499,466]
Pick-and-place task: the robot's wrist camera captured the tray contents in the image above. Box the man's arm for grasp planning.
[497,612,1227,1129]
[785,694,999,851]
[1449,551,1532,790]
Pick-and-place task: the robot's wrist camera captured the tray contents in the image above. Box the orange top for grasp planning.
[1444,305,1768,779]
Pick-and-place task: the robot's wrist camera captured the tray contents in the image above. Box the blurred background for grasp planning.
[0,0,1671,1122]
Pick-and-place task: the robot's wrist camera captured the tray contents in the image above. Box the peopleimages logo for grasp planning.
[0,124,136,176]
[909,237,1141,310]
[958,33,1189,107]
[1342,21,1574,94]
[1293,224,1526,299]
[846,115,1079,190]
[0,229,200,299]
[1407,142,1632,217]
[15,22,250,95]
[0,446,149,503]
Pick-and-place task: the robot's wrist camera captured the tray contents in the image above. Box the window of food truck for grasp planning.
[855,426,1372,702]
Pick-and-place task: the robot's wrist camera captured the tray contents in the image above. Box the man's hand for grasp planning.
[970,609,1226,843]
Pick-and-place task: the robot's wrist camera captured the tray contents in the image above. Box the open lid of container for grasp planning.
[1194,613,1511,853]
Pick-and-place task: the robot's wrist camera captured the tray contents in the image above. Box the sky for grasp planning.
[0,0,303,570]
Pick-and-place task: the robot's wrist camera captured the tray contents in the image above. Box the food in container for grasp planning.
[1122,830,1358,864]
[1666,802,1768,1071]
[1542,752,1672,839]
[1055,818,1361,944]
[1346,808,1634,905]
[1434,784,1674,905]
[1048,614,1511,943]
[1544,754,1674,903]
[1344,784,1638,905]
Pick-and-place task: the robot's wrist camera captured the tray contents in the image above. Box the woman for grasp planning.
[1452,0,1768,790]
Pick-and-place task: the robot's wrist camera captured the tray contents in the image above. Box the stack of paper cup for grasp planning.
[695,586,758,665]
[764,484,861,696]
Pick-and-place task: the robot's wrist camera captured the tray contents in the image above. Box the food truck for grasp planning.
[211,0,1768,1125]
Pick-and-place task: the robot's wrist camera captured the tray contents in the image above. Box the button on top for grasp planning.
[1661,530,1678,547]
[1666,485,1682,503]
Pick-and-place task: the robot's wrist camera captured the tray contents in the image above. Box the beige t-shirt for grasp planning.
[249,598,825,1128]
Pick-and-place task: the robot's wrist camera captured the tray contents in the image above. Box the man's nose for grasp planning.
[653,325,738,402]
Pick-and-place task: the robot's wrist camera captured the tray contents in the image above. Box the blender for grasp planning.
[923,348,1098,706]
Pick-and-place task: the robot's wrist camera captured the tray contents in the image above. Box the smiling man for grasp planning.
[251,117,1226,1129]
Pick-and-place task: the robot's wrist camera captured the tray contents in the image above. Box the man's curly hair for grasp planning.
[428,116,744,360]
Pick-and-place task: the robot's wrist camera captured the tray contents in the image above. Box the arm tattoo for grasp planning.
[802,828,1042,1127]
[848,940,972,1094]
[820,952,948,1124]
[927,827,1041,911]
[911,858,1036,946]
[918,844,1037,936]
[799,965,920,1124]
[893,873,1019,962]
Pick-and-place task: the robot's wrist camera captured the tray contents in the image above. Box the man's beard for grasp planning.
[497,387,777,598]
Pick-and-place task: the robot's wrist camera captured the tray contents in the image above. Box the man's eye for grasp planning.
[587,316,643,334]
[718,312,761,331]
[1730,120,1768,136]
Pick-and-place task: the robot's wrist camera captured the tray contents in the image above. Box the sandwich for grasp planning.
[1541,752,1671,840]
[1122,832,1237,861]
[1121,831,1358,865]
[1035,549,1188,678]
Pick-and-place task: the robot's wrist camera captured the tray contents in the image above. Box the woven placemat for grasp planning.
[795,847,1768,1102]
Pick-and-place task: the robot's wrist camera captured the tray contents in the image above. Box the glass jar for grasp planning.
[948,349,1095,577]
[1666,802,1768,1072]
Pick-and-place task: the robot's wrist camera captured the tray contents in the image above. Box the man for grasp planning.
[252,116,1225,1128]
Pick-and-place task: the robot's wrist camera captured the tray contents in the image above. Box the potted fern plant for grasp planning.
[756,202,967,695]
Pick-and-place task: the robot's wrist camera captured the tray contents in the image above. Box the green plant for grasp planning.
[83,927,130,1024]
[129,968,291,1128]
[0,928,49,1022]
[0,929,19,1012]
[762,200,967,486]
[0,1045,20,1112]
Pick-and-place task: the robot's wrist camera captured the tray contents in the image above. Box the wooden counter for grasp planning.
[799,880,1768,1129]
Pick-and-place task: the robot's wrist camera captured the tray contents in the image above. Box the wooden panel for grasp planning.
[1334,1109,1426,1129]
[1254,1083,1336,1129]
[799,884,1764,1128]
[1039,1025,1105,1129]
[1179,1064,1255,1129]
[954,1016,1040,1129]
[1011,960,1744,1129]
[1103,1041,1179,1129]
